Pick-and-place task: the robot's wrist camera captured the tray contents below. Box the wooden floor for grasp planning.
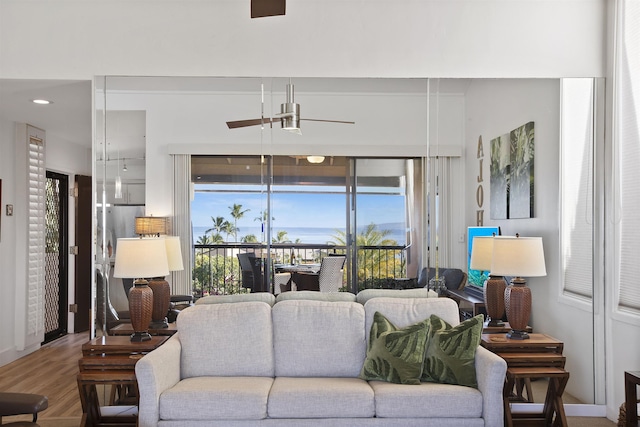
[0,333,87,420]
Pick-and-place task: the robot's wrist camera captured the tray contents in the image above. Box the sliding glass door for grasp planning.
[191,155,422,294]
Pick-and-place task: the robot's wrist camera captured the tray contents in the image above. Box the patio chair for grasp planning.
[291,255,345,293]
[237,253,257,290]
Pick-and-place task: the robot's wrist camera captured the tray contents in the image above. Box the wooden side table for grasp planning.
[624,371,640,427]
[77,336,169,427]
[504,367,569,427]
[483,322,532,335]
[110,322,177,337]
[481,333,569,427]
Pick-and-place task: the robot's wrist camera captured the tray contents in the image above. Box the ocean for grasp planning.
[192,224,406,245]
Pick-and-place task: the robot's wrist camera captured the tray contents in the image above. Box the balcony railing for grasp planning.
[192,243,408,297]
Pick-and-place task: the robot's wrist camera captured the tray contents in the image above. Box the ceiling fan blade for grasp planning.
[300,118,355,125]
[251,0,286,18]
[226,118,277,129]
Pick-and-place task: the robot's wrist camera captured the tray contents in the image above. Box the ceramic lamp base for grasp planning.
[148,278,171,329]
[504,278,531,340]
[128,279,153,342]
[483,275,506,327]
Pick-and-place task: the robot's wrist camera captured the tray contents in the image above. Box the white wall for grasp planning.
[0,119,90,362]
[0,118,18,364]
[464,79,596,404]
[0,1,606,80]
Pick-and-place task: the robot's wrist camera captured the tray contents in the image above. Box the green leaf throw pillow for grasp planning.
[421,314,484,388]
[359,311,431,385]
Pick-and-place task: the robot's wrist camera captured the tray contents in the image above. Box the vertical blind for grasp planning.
[561,79,594,299]
[172,154,192,296]
[616,0,640,312]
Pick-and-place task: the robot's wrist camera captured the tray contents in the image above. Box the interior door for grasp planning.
[44,171,68,342]
[74,175,92,332]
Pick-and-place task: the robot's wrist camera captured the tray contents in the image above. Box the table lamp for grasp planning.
[470,235,506,327]
[148,236,184,329]
[113,237,169,342]
[490,235,546,340]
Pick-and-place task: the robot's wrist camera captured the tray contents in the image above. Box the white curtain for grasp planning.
[615,0,640,313]
[171,154,192,296]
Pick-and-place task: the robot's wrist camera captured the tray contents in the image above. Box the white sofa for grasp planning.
[135,297,507,427]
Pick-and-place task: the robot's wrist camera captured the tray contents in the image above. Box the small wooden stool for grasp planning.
[503,367,570,427]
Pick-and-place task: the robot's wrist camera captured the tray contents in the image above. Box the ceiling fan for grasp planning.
[251,0,286,18]
[226,82,355,134]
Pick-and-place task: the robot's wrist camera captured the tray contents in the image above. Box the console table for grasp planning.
[77,335,168,427]
[481,333,569,427]
[445,287,485,317]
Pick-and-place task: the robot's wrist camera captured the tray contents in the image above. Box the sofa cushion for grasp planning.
[177,302,274,378]
[359,312,430,385]
[355,288,437,305]
[159,376,273,420]
[369,380,483,418]
[268,377,375,418]
[276,290,356,303]
[195,293,276,306]
[363,297,460,345]
[421,314,484,388]
[272,300,366,377]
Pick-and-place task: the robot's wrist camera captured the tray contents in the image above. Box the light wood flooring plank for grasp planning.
[0,333,87,420]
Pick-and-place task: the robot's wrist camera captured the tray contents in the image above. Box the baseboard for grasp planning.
[0,342,41,367]
[511,403,607,417]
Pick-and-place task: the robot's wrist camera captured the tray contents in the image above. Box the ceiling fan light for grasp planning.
[307,156,325,164]
[281,102,300,133]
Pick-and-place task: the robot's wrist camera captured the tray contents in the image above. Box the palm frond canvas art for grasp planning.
[490,121,535,219]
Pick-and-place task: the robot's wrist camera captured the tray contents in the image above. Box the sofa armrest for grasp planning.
[135,334,182,427]
[474,346,507,427]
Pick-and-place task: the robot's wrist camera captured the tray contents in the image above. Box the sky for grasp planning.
[191,188,406,243]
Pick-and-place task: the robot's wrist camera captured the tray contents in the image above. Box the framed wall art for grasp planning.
[490,121,535,219]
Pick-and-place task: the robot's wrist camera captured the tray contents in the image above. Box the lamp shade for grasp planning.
[135,216,168,236]
[470,236,494,271]
[113,237,170,279]
[490,236,546,278]
[165,236,184,272]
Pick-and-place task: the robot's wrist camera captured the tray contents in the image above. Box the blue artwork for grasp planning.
[467,226,500,288]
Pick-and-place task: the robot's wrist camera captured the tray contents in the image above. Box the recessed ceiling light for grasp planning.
[32,99,52,105]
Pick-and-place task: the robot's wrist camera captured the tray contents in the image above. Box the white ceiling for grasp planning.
[0,79,92,147]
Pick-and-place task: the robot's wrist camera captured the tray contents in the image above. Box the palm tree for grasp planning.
[229,204,249,242]
[196,234,213,245]
[222,221,235,242]
[206,216,227,237]
[254,210,275,224]
[272,230,290,243]
[241,234,258,243]
[330,223,399,281]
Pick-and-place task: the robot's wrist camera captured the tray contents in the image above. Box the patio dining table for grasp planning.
[274,263,321,274]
